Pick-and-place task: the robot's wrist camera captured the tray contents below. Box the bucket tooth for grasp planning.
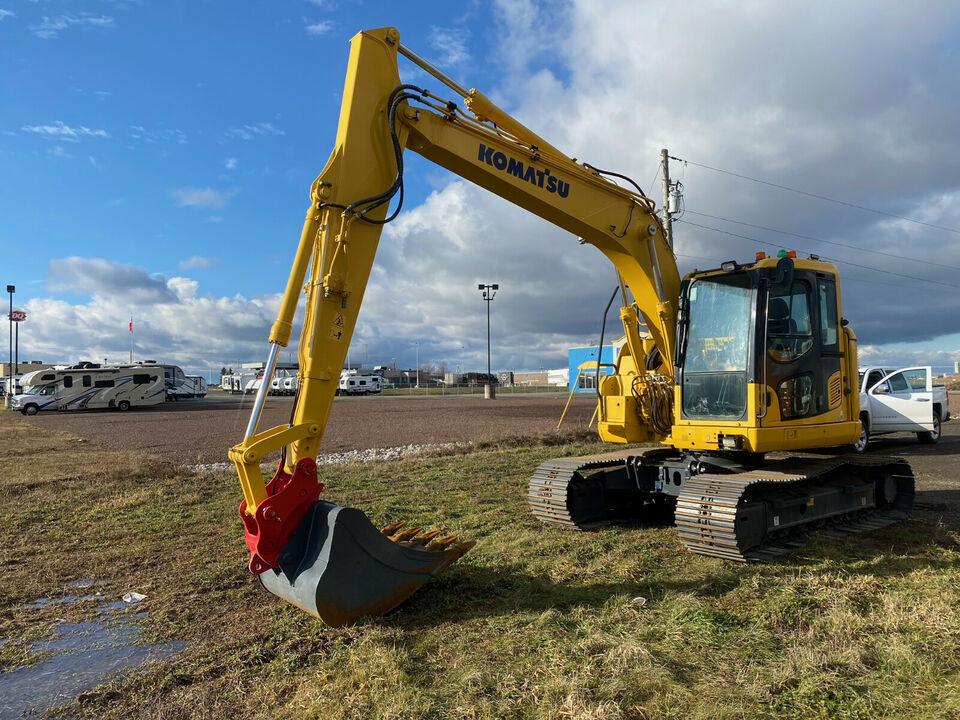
[425,534,459,551]
[410,529,442,546]
[260,501,473,626]
[390,527,423,543]
[380,522,404,535]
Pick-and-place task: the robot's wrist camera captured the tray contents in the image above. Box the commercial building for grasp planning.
[567,345,616,393]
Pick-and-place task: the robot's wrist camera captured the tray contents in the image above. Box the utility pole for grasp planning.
[5,285,13,408]
[660,148,674,249]
[478,283,499,399]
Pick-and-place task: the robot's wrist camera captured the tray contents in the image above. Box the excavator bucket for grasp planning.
[257,499,474,626]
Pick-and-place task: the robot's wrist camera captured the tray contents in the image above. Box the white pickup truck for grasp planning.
[855,366,950,451]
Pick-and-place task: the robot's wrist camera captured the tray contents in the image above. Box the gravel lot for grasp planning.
[18,391,597,464]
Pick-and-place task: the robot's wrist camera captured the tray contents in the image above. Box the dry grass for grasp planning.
[1,412,959,719]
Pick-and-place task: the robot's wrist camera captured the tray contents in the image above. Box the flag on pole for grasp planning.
[129,318,134,333]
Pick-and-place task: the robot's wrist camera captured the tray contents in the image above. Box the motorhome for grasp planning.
[338,374,383,395]
[9,364,166,414]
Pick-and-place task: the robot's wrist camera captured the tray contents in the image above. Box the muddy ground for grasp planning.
[17,391,597,464]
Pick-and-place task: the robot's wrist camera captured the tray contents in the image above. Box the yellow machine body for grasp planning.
[228,27,885,625]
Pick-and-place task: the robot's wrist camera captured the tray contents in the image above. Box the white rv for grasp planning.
[9,365,166,415]
[338,374,383,395]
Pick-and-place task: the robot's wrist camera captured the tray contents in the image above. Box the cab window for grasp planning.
[817,276,839,349]
[768,280,814,363]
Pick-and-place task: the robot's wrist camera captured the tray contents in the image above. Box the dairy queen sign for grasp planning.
[9,310,26,322]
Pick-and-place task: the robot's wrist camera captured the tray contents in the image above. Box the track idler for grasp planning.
[243,459,474,626]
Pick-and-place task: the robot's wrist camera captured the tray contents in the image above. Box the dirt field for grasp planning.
[17,391,597,464]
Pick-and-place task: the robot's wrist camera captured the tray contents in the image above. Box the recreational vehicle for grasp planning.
[338,374,383,395]
[9,365,166,414]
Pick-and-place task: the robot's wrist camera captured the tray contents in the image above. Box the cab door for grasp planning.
[868,367,934,432]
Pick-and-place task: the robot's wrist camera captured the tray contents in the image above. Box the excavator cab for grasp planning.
[672,252,862,454]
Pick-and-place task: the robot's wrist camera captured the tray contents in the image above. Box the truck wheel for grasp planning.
[853,417,869,453]
[118,400,131,412]
[23,404,39,416]
[918,413,941,444]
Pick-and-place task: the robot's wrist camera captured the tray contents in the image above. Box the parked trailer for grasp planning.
[9,365,166,415]
[338,374,383,395]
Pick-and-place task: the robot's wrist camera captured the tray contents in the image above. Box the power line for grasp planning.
[684,209,960,272]
[670,155,960,236]
[676,219,960,290]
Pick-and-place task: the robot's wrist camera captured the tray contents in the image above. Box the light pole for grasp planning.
[5,285,13,407]
[414,341,420,389]
[478,283,499,399]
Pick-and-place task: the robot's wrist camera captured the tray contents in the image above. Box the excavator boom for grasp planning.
[229,27,681,624]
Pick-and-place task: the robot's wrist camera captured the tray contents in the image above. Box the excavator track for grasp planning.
[528,448,671,528]
[675,454,914,561]
[529,451,914,561]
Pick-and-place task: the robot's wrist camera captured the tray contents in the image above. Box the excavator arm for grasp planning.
[229,27,679,624]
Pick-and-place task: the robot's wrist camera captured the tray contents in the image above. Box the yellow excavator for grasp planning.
[229,27,914,626]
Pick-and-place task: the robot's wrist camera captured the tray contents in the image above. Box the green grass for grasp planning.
[1,414,959,719]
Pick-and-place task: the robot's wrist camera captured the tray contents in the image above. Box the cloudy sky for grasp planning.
[2,0,960,376]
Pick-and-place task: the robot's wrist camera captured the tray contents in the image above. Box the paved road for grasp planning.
[18,391,597,464]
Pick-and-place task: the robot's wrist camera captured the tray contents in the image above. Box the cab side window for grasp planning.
[768,280,814,363]
[818,276,839,350]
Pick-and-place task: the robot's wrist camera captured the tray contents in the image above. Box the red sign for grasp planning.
[9,310,26,322]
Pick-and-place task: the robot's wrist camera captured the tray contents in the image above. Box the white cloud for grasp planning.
[304,19,333,36]
[167,276,199,301]
[47,145,70,158]
[0,9,15,21]
[224,157,238,170]
[21,258,283,373]
[30,13,114,39]
[22,121,109,141]
[48,257,177,304]
[130,125,187,145]
[428,26,470,66]
[179,256,220,271]
[170,187,234,209]
[305,0,334,8]
[225,122,284,141]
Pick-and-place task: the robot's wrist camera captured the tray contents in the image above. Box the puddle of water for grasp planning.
[0,595,183,719]
[29,593,103,610]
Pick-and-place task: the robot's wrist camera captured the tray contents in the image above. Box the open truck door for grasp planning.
[868,366,936,434]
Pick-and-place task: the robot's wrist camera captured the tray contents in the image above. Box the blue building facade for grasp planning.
[567,345,616,393]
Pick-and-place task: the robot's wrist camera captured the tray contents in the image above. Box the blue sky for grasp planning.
[2,1,960,375]
[1,1,496,300]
